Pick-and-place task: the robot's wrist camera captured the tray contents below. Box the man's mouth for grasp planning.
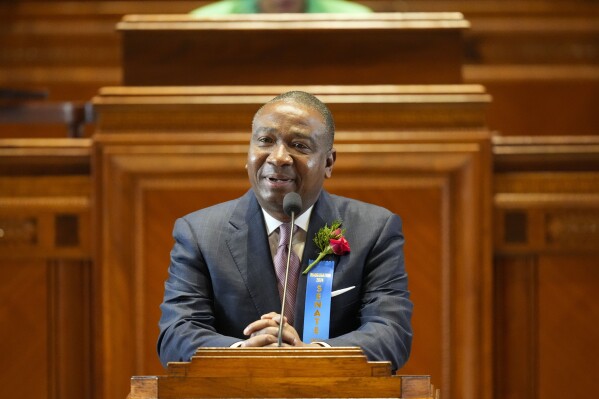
[267,177,294,183]
[264,174,296,188]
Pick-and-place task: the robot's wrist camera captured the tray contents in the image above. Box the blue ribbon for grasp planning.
[303,260,334,342]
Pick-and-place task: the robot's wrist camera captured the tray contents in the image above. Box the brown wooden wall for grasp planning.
[0,139,93,399]
[1,2,598,399]
[492,136,599,399]
[366,1,599,136]
[1,0,598,138]
[2,97,598,399]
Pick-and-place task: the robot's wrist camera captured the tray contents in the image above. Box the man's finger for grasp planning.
[241,334,278,347]
[243,318,275,336]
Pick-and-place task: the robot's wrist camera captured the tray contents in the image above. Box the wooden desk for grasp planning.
[118,13,468,85]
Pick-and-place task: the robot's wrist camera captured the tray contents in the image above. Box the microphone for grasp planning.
[277,192,302,347]
[283,192,302,216]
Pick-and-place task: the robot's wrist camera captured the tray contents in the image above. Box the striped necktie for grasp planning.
[273,223,300,325]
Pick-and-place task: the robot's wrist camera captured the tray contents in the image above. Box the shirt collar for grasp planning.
[262,205,313,235]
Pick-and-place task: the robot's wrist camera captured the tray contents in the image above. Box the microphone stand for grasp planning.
[277,210,296,347]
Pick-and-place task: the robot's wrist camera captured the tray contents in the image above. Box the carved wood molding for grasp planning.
[495,202,599,253]
[494,136,599,253]
[93,87,490,133]
[0,217,37,246]
[0,140,92,258]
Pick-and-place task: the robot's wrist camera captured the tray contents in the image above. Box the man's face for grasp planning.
[247,100,336,221]
[258,0,306,13]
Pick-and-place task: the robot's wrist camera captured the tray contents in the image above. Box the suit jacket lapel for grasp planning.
[226,191,281,317]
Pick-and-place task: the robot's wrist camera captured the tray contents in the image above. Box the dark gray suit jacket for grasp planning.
[157,189,413,370]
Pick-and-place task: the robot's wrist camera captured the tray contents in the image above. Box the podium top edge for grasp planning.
[92,93,492,107]
[95,85,488,99]
[93,84,488,105]
[117,12,469,30]
[194,346,366,352]
[191,347,369,357]
[121,12,465,22]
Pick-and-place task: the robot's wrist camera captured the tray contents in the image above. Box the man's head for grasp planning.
[247,91,336,221]
[257,0,306,13]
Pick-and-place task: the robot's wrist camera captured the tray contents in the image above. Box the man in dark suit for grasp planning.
[157,91,413,370]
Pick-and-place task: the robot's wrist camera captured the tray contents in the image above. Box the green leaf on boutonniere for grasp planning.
[302,219,351,274]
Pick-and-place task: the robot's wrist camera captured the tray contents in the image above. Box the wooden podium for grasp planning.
[128,347,438,399]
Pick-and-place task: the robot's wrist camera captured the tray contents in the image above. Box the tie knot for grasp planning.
[278,223,296,247]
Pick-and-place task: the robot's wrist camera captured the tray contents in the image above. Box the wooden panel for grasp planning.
[494,254,599,399]
[138,158,448,384]
[365,1,599,137]
[0,3,121,102]
[493,256,537,399]
[2,1,598,138]
[97,139,490,399]
[465,69,599,136]
[93,86,492,399]
[0,259,92,399]
[94,84,490,133]
[493,136,599,399]
[0,101,90,139]
[118,13,467,86]
[537,255,599,399]
[0,138,92,399]
[0,260,49,399]
[0,139,92,257]
[52,259,93,399]
[0,1,202,103]
[326,158,447,393]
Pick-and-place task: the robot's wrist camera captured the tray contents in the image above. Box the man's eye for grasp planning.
[257,137,273,144]
[293,142,309,150]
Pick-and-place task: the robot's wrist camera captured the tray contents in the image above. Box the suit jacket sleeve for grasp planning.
[157,216,239,367]
[323,212,413,371]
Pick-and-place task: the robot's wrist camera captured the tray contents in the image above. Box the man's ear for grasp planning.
[324,148,336,179]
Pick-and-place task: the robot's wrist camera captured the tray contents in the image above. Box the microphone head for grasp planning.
[283,192,302,217]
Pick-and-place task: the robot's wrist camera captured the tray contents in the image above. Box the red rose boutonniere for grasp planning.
[302,220,351,274]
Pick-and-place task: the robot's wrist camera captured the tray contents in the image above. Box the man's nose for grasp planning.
[267,143,293,165]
